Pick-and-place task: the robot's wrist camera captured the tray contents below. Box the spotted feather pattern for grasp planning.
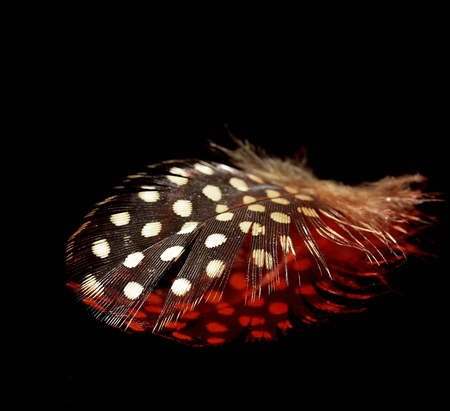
[66,140,434,346]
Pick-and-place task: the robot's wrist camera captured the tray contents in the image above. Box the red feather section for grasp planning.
[66,146,434,346]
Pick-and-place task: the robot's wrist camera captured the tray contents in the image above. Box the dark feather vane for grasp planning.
[66,139,435,346]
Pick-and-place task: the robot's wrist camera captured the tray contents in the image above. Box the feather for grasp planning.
[66,138,436,346]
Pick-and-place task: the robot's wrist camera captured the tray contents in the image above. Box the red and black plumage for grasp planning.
[66,138,436,346]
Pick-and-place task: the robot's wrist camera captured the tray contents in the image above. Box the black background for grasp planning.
[12,20,449,407]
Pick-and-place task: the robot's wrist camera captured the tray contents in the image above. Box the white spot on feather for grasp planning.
[247,174,265,184]
[81,275,104,297]
[298,207,319,218]
[252,249,274,269]
[215,204,229,213]
[141,222,162,237]
[160,246,185,261]
[266,189,280,198]
[229,177,248,191]
[195,163,214,175]
[252,223,265,236]
[173,199,193,217]
[167,175,189,185]
[248,204,265,212]
[171,278,192,296]
[167,167,189,185]
[270,212,291,224]
[91,239,110,258]
[204,233,227,248]
[295,194,314,201]
[271,198,290,205]
[123,281,144,300]
[284,186,298,194]
[239,221,253,233]
[177,221,199,234]
[216,212,234,221]
[110,212,131,226]
[202,185,222,201]
[123,252,145,268]
[138,191,160,202]
[279,235,295,254]
[206,260,226,278]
